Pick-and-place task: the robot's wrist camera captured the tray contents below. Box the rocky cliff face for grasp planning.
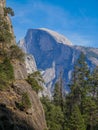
[0,80,47,130]
[0,1,47,130]
[0,0,5,15]
[0,0,15,46]
[19,28,98,92]
[25,55,37,74]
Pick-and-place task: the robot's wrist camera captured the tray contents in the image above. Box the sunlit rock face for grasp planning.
[25,55,37,74]
[0,0,5,15]
[19,28,98,91]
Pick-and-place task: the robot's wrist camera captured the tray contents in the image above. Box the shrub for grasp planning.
[0,15,12,44]
[0,74,8,90]
[27,77,43,93]
[0,58,14,90]
[1,58,14,80]
[9,45,25,61]
[4,7,14,16]
[22,92,31,109]
[27,71,43,93]
[15,92,31,111]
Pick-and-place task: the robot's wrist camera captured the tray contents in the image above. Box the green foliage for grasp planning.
[69,53,90,106]
[22,92,31,109]
[41,97,64,130]
[8,45,25,61]
[69,105,86,130]
[53,71,65,113]
[0,74,8,90]
[0,15,12,44]
[30,71,44,82]
[0,58,14,90]
[4,7,14,16]
[41,53,98,130]
[0,58,14,80]
[53,82,62,106]
[65,53,98,130]
[0,7,14,48]
[27,71,43,93]
[82,97,98,129]
[89,67,98,99]
[15,92,31,111]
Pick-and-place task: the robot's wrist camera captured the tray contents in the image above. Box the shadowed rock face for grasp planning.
[19,28,98,91]
[0,105,35,130]
[0,80,47,130]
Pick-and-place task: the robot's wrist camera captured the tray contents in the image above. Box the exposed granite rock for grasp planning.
[19,28,98,91]
[21,54,52,99]
[12,60,28,80]
[0,80,47,130]
[0,0,5,15]
[25,55,37,74]
[0,1,47,130]
[0,0,16,46]
[0,54,47,129]
[40,62,56,98]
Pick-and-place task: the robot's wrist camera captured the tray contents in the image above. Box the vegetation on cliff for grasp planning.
[0,5,25,90]
[27,71,43,93]
[0,57,14,90]
[16,92,31,111]
[4,7,14,16]
[0,1,47,130]
[0,14,12,44]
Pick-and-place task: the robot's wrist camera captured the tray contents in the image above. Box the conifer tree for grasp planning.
[89,66,98,99]
[69,104,86,130]
[69,52,90,111]
[86,66,98,130]
[65,52,90,129]
[53,72,65,111]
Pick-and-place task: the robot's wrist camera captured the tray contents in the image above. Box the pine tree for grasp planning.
[53,72,65,111]
[70,53,90,111]
[69,104,86,130]
[65,52,91,129]
[89,66,98,99]
[41,97,64,130]
[86,66,98,130]
[82,97,98,130]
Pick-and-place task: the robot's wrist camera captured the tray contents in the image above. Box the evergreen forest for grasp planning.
[41,53,98,130]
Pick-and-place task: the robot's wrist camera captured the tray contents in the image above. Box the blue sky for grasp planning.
[7,0,98,48]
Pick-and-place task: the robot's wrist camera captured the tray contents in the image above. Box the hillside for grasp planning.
[0,1,47,130]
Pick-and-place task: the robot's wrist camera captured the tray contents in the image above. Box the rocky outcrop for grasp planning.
[19,28,98,91]
[12,60,28,80]
[0,53,47,130]
[40,62,56,97]
[0,1,47,130]
[25,55,37,74]
[0,0,15,46]
[0,0,5,15]
[0,80,47,130]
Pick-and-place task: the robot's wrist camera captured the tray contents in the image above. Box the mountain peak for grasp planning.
[35,28,73,46]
